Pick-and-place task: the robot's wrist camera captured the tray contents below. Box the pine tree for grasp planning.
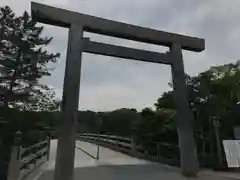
[0,6,60,109]
[0,6,60,179]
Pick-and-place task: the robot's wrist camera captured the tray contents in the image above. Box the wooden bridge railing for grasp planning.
[7,131,51,180]
[77,133,132,149]
[76,133,180,165]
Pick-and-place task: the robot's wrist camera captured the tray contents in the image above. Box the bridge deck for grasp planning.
[27,140,239,180]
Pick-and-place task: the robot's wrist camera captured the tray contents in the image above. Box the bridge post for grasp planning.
[170,43,199,177]
[46,136,51,160]
[7,131,22,180]
[96,132,100,160]
[156,143,161,160]
[131,128,137,153]
[54,24,84,180]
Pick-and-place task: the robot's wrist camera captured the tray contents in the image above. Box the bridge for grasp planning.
[7,133,240,180]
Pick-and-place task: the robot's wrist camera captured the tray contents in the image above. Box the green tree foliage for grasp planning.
[0,7,60,179]
[154,61,240,137]
[154,91,175,111]
[0,6,60,109]
[13,89,61,112]
[152,61,240,167]
[77,108,139,137]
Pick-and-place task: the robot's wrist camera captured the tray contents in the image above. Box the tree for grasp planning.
[154,91,175,111]
[0,7,60,179]
[12,88,61,112]
[152,60,240,167]
[154,62,240,134]
[0,6,60,110]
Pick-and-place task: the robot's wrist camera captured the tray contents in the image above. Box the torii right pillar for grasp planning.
[170,43,199,177]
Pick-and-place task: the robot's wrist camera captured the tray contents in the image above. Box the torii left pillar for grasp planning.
[54,24,83,180]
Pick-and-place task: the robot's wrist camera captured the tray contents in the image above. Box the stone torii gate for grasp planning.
[31,2,205,179]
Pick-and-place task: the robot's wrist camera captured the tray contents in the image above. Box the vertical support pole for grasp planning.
[54,24,83,180]
[156,143,160,160]
[131,127,136,153]
[213,118,223,167]
[131,134,136,153]
[7,131,22,180]
[170,43,199,177]
[46,136,51,161]
[96,117,102,160]
[96,133,100,160]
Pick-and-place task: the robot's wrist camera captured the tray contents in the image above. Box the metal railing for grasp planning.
[7,132,51,180]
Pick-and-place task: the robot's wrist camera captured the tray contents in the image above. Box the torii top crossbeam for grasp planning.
[31,2,204,52]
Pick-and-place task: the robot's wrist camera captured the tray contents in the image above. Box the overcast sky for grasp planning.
[1,0,240,111]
